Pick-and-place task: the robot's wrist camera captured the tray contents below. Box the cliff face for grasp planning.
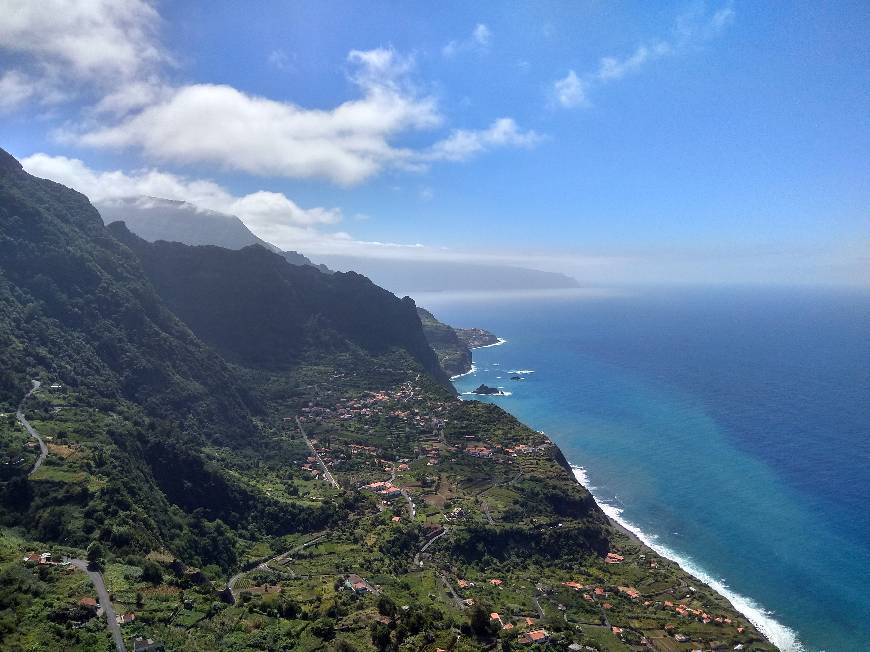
[417,307,473,377]
[0,149,256,440]
[418,307,501,377]
[111,223,452,388]
[97,195,330,271]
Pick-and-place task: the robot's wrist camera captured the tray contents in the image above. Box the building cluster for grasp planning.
[22,551,55,565]
[298,383,449,435]
[361,480,402,498]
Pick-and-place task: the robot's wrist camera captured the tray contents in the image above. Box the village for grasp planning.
[0,371,774,651]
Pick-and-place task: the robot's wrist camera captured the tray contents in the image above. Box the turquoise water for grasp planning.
[417,287,870,652]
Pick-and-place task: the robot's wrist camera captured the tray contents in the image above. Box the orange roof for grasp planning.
[528,629,549,641]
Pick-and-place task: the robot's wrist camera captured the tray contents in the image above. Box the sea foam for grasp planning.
[570,465,805,652]
[473,337,508,349]
[450,363,477,380]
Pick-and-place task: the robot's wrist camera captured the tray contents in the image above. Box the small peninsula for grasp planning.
[417,307,500,378]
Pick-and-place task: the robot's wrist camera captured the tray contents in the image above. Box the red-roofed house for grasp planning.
[528,630,549,643]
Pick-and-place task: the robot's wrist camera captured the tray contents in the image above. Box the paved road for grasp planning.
[413,527,448,567]
[67,558,126,652]
[16,380,47,476]
[296,417,339,489]
[390,462,417,519]
[438,571,467,610]
[533,595,545,619]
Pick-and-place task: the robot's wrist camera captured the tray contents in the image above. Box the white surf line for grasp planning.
[450,363,477,381]
[570,465,805,652]
[472,337,508,349]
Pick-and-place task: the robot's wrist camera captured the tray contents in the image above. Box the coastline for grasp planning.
[456,339,801,652]
[472,336,508,349]
[448,339,507,380]
[569,465,801,652]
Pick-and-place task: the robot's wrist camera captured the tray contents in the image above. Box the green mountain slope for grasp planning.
[0,147,772,652]
[0,148,254,439]
[109,223,451,387]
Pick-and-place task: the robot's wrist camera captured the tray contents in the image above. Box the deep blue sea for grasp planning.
[415,286,870,652]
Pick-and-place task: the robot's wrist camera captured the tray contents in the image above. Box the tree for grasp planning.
[141,560,162,585]
[469,605,496,637]
[370,621,392,651]
[377,595,397,618]
[312,617,335,640]
[278,596,301,619]
[86,541,105,569]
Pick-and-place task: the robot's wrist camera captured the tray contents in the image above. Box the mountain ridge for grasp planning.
[96,195,328,271]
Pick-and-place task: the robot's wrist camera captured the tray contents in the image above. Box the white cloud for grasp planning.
[65,46,539,184]
[91,78,171,116]
[66,48,445,185]
[473,24,492,47]
[0,0,164,106]
[443,23,492,58]
[268,49,295,71]
[552,4,733,109]
[595,42,672,82]
[425,118,543,162]
[20,153,341,230]
[553,71,587,108]
[0,70,36,111]
[3,4,538,185]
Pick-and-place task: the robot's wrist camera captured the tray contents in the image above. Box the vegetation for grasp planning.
[0,149,773,651]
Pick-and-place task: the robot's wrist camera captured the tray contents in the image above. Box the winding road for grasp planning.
[413,526,448,567]
[67,558,126,652]
[16,380,47,476]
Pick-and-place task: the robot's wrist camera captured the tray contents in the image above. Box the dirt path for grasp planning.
[227,533,328,599]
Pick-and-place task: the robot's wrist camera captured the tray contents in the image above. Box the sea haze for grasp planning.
[418,286,870,652]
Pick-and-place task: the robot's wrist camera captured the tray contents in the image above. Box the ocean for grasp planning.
[414,286,870,652]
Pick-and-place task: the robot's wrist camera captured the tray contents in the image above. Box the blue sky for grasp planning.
[1,1,867,285]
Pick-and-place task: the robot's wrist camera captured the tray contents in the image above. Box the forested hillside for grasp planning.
[0,148,771,652]
[110,224,450,387]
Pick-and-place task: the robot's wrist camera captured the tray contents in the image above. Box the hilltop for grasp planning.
[98,196,329,271]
